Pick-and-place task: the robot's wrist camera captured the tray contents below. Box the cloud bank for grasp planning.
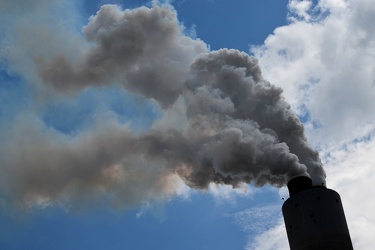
[248,0,375,249]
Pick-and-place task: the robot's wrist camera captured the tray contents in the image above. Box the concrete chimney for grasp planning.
[282,176,353,250]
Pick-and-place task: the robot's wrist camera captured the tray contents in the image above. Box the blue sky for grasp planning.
[1,0,375,249]
[83,0,289,51]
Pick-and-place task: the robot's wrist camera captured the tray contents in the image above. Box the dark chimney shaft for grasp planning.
[286,176,312,196]
[282,176,353,250]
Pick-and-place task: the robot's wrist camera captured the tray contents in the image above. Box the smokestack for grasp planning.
[282,176,353,250]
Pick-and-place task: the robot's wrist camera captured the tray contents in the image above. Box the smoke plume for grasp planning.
[0,3,325,208]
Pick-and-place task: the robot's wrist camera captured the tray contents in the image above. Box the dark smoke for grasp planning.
[0,3,325,208]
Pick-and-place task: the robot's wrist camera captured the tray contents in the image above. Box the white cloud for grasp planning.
[246,221,289,250]
[208,182,254,202]
[288,0,313,21]
[249,0,375,249]
[323,135,375,249]
[253,0,375,147]
[228,204,288,250]
[233,205,281,234]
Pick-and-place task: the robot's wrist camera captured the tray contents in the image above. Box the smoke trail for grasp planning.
[0,3,325,208]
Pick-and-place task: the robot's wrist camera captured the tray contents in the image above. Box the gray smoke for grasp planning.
[0,3,325,208]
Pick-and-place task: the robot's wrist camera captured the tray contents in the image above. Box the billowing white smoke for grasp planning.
[0,3,325,208]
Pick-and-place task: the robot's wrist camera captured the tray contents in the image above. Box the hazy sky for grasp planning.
[0,0,374,249]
